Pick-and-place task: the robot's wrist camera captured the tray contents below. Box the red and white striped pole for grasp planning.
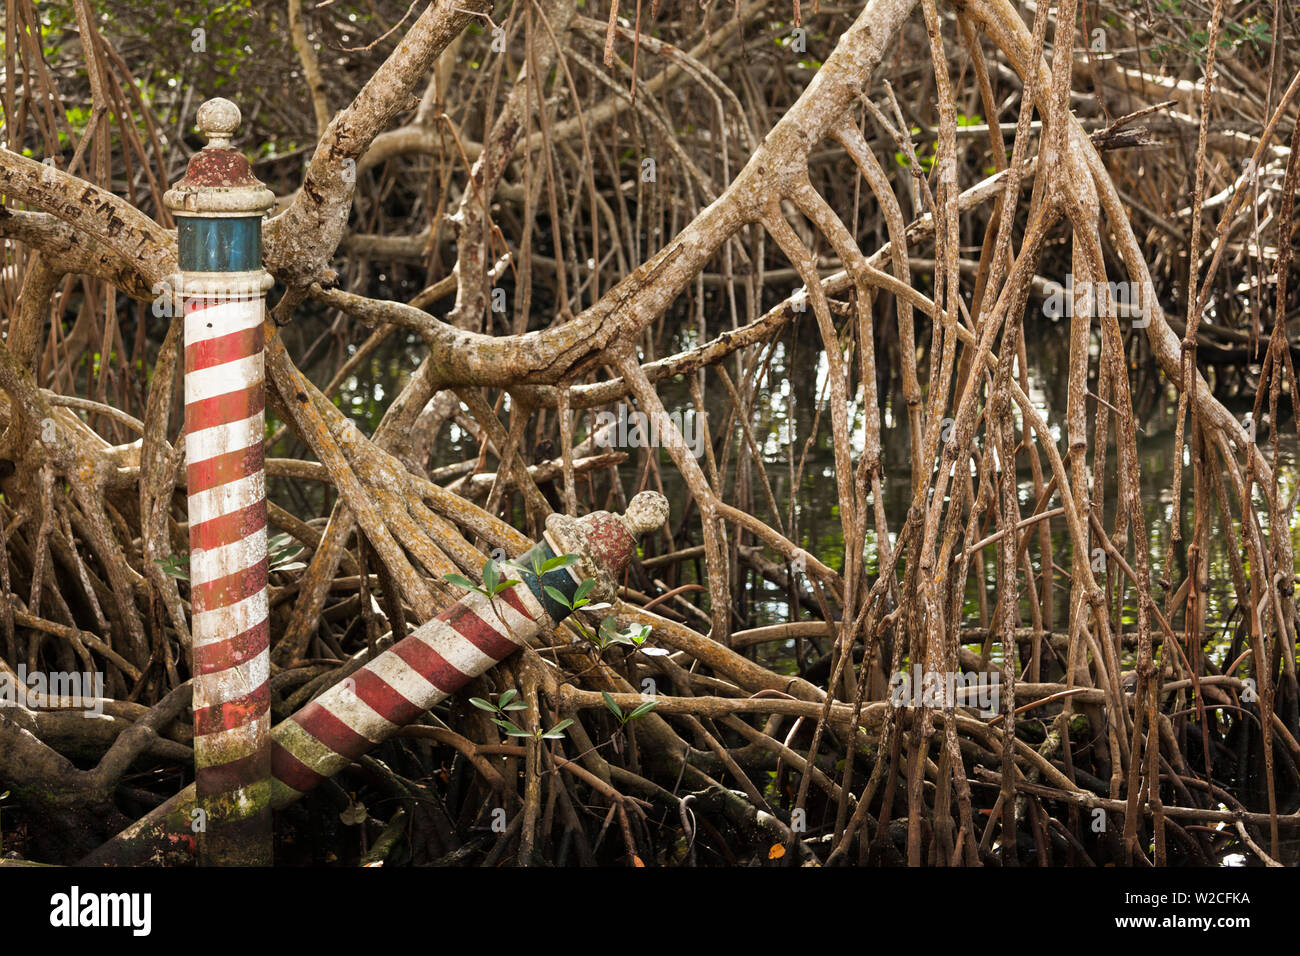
[80,493,669,865]
[273,494,670,800]
[164,98,276,866]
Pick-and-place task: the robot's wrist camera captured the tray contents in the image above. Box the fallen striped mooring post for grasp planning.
[83,482,668,865]
[164,98,276,866]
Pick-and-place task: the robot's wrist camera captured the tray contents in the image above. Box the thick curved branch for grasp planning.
[264,0,492,286]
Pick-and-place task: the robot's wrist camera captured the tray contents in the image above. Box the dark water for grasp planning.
[630,315,1298,646]
[274,306,1299,673]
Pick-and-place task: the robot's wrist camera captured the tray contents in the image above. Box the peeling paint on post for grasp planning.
[164,98,276,867]
[79,493,669,866]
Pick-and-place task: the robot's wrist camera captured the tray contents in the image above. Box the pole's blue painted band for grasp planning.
[515,542,580,623]
[177,216,262,273]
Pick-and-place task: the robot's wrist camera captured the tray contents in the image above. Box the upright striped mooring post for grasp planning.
[81,492,669,865]
[164,98,275,866]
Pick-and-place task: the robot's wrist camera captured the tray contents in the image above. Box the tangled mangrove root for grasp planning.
[1,0,1298,866]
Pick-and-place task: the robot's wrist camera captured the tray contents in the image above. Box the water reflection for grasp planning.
[277,305,1297,675]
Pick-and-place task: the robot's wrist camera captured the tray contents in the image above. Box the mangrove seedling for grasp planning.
[602,691,658,727]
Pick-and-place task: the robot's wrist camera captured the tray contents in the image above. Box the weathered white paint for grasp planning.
[188,473,265,526]
[192,587,268,646]
[186,411,265,464]
[194,654,270,703]
[316,686,400,743]
[413,623,491,678]
[185,354,264,404]
[364,652,441,708]
[184,299,263,343]
[194,714,272,763]
[190,527,268,587]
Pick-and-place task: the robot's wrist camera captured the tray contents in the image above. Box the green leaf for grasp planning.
[503,700,528,711]
[482,560,500,594]
[491,718,530,737]
[491,576,521,596]
[155,554,190,581]
[540,553,581,573]
[443,573,478,592]
[599,618,634,645]
[269,541,303,558]
[542,718,574,739]
[497,689,518,708]
[628,700,658,720]
[544,585,573,608]
[469,697,498,712]
[601,691,622,719]
[574,578,596,603]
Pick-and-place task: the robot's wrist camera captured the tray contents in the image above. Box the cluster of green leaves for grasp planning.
[444,552,667,657]
[522,550,582,581]
[267,533,306,572]
[444,552,666,739]
[545,578,668,658]
[470,690,573,741]
[446,551,581,600]
[596,618,661,654]
[893,113,985,173]
[155,553,190,582]
[545,576,598,615]
[1187,19,1271,61]
[1149,2,1272,64]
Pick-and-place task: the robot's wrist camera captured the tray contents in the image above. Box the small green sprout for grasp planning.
[545,576,597,614]
[468,688,529,718]
[267,533,306,572]
[443,557,522,601]
[601,691,658,727]
[512,550,582,581]
[490,716,575,741]
[544,577,668,657]
[155,553,190,581]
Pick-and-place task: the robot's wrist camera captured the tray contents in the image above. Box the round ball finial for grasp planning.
[196,98,241,149]
[622,491,669,536]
